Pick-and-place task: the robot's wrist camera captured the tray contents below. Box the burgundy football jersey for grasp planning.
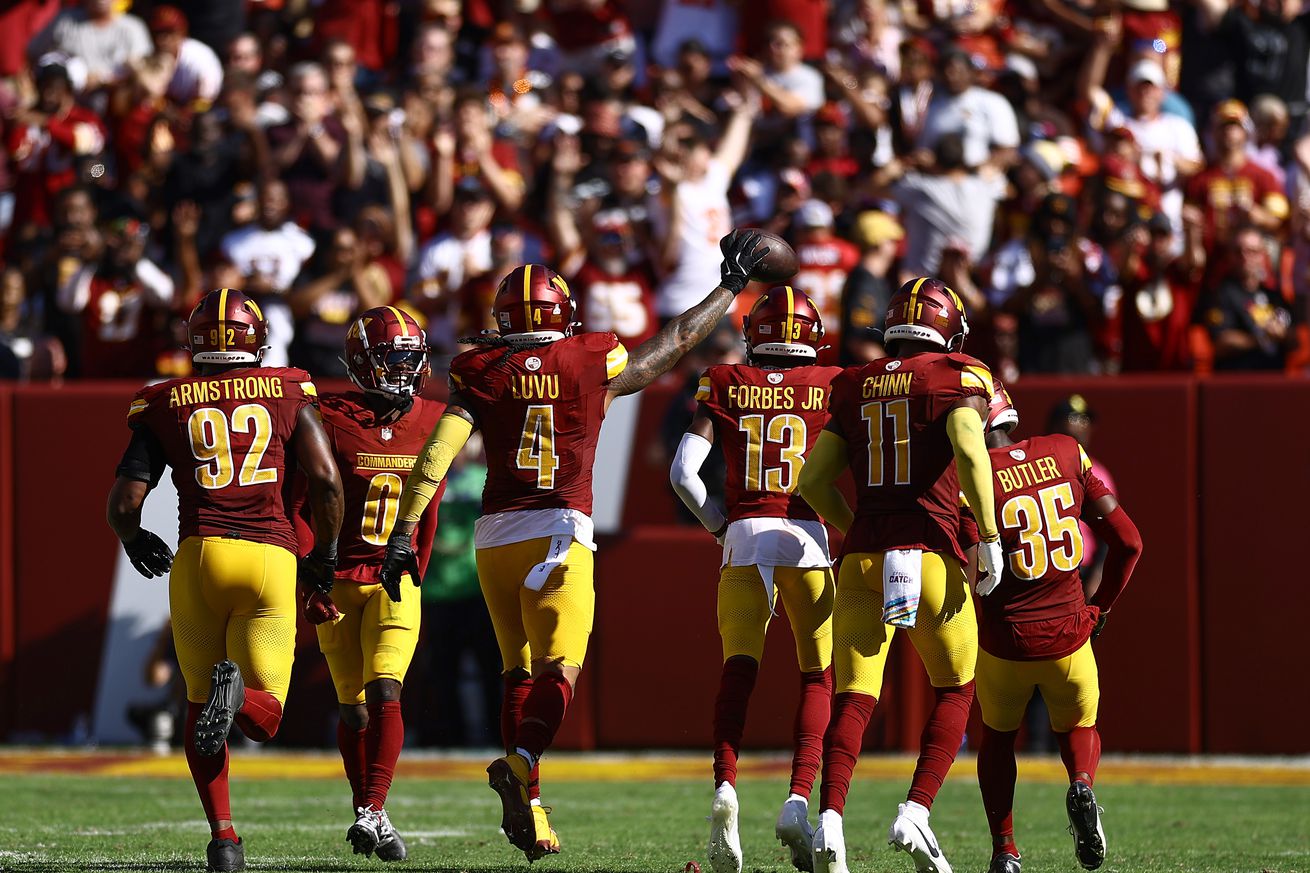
[291,392,446,584]
[979,433,1112,661]
[126,367,317,554]
[697,363,843,523]
[449,332,627,516]
[827,352,992,561]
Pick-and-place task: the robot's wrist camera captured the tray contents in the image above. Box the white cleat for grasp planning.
[812,810,849,873]
[346,805,382,857]
[888,802,953,873]
[776,797,815,872]
[707,782,743,873]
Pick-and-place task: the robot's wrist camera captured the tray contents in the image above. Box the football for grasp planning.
[741,229,798,283]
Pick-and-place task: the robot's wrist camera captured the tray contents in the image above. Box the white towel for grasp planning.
[523,535,572,591]
[882,548,922,628]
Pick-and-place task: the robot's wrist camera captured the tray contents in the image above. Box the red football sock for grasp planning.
[712,656,759,788]
[977,726,1019,858]
[818,691,877,814]
[364,700,404,811]
[515,673,573,760]
[789,666,833,797]
[1056,726,1100,786]
[907,680,975,810]
[336,720,367,809]
[234,688,282,742]
[502,673,541,800]
[184,702,235,838]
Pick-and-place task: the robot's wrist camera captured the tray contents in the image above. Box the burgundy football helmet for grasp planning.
[883,277,969,351]
[188,287,268,364]
[491,264,576,344]
[987,375,1019,434]
[743,285,825,362]
[344,305,431,398]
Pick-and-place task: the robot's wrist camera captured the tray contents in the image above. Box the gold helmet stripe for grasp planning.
[217,287,229,351]
[386,305,410,336]
[944,285,964,311]
[906,276,927,320]
[246,297,263,321]
[784,285,795,344]
[522,265,534,332]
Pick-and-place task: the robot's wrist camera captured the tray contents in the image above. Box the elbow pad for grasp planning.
[947,406,999,540]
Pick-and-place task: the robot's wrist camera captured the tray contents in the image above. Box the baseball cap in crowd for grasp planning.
[678,38,710,59]
[900,37,937,61]
[855,210,903,247]
[778,168,811,198]
[815,102,847,128]
[613,136,650,161]
[1145,211,1173,235]
[1212,99,1250,127]
[490,21,526,46]
[1126,59,1166,88]
[1020,140,1068,181]
[1047,394,1096,428]
[604,44,635,65]
[1003,53,1039,84]
[1107,125,1137,145]
[797,199,834,229]
[149,5,188,35]
[453,177,492,201]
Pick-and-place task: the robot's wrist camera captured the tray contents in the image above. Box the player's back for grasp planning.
[450,332,626,516]
[828,351,992,560]
[698,362,843,522]
[127,366,317,554]
[314,391,446,581]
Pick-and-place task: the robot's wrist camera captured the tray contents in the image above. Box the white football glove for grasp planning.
[976,537,1005,596]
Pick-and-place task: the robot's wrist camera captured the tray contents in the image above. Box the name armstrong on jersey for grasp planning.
[726,384,828,411]
[165,375,287,408]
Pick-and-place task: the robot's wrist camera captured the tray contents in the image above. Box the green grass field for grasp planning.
[1,753,1306,873]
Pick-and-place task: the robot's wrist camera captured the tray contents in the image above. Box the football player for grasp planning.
[973,381,1142,873]
[379,231,772,860]
[290,306,444,861]
[106,288,344,873]
[796,278,1003,873]
[669,286,842,873]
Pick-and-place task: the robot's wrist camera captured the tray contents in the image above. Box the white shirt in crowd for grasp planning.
[412,229,493,348]
[167,38,224,105]
[658,158,732,318]
[220,222,316,367]
[30,9,151,83]
[767,63,825,114]
[917,86,1020,169]
[1120,112,1201,239]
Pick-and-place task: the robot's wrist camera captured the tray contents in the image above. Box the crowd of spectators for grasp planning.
[2,0,1310,385]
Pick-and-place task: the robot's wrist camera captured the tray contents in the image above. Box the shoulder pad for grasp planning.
[126,381,173,427]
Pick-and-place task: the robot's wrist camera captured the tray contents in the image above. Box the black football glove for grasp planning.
[1090,610,1109,642]
[298,544,338,597]
[379,534,421,602]
[123,529,173,579]
[718,229,771,295]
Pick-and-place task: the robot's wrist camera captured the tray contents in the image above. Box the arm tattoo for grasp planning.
[609,286,734,396]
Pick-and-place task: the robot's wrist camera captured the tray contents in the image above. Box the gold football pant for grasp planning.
[976,641,1100,732]
[475,537,595,671]
[718,565,834,671]
[833,551,977,696]
[316,578,422,705]
[169,536,297,704]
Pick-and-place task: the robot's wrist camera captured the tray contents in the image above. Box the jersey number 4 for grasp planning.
[861,399,911,486]
[517,405,559,489]
[1000,482,1084,579]
[738,413,806,492]
[187,404,277,490]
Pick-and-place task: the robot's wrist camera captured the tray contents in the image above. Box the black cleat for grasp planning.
[194,660,245,757]
[1066,782,1106,870]
[375,809,408,862]
[987,852,1021,873]
[206,837,244,872]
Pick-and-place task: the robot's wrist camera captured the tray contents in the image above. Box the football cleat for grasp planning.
[347,806,382,857]
[888,802,953,873]
[194,660,245,757]
[374,808,408,862]
[812,812,848,873]
[487,754,537,854]
[1066,782,1106,870]
[988,852,1021,873]
[775,797,815,872]
[205,836,244,872]
[706,782,743,873]
[528,803,561,861]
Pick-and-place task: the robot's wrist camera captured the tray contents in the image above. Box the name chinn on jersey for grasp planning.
[449,332,627,516]
[827,352,993,560]
[697,363,843,523]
